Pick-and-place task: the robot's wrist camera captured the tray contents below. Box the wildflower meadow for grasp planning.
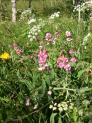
[0,0,92,123]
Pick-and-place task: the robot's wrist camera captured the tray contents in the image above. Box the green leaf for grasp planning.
[50,113,57,123]
[77,69,85,78]
[20,79,32,92]
[73,107,78,123]
[79,87,92,94]
[58,117,62,123]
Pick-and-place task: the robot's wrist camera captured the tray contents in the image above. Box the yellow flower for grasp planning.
[0,52,10,60]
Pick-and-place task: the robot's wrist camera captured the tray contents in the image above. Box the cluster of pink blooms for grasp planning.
[38,48,48,71]
[38,46,77,72]
[68,49,75,55]
[12,43,23,55]
[45,32,53,42]
[45,32,61,44]
[65,31,72,41]
[70,57,77,63]
[57,54,77,72]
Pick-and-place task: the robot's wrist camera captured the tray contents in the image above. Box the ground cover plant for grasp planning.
[0,0,92,123]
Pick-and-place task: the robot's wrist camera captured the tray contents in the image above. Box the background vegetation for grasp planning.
[0,0,92,123]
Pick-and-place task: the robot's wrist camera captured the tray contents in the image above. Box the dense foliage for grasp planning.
[0,0,92,123]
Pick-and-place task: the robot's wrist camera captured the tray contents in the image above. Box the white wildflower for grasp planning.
[58,107,63,112]
[49,105,53,109]
[48,90,52,95]
[28,18,36,24]
[53,107,57,111]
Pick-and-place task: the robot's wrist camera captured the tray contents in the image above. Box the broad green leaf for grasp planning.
[50,113,57,123]
[77,69,85,78]
[58,117,62,123]
[79,87,92,94]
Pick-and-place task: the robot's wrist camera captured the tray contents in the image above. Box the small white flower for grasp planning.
[53,107,57,111]
[58,107,63,112]
[33,104,38,109]
[49,105,53,109]
[63,107,68,111]
[49,12,60,20]
[57,11,60,14]
[39,45,43,49]
[25,98,30,106]
[48,90,52,95]
[38,29,41,32]
[35,32,38,36]
[66,38,72,41]
[58,103,61,108]
[55,13,59,17]
[54,103,57,106]
[79,109,83,116]
[28,19,36,24]
[28,35,31,38]
[69,105,73,109]
[32,36,36,39]
[30,38,33,41]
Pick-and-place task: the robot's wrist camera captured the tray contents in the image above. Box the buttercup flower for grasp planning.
[0,52,10,60]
